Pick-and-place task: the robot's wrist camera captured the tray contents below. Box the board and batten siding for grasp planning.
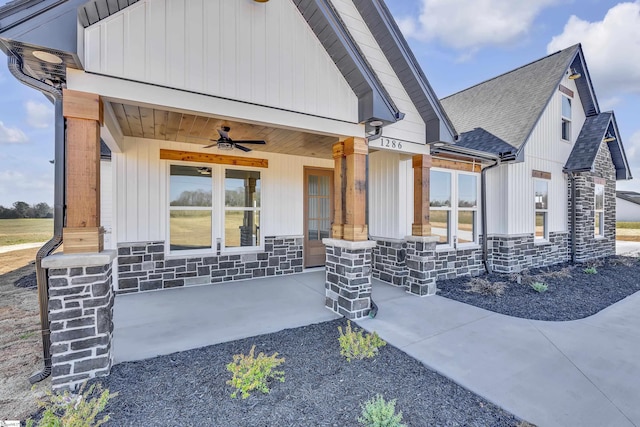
[331,0,426,145]
[84,0,358,124]
[368,151,413,239]
[100,160,114,249]
[617,198,640,222]
[487,74,587,235]
[113,137,333,244]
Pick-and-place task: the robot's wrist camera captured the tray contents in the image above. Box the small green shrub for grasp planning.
[530,282,548,293]
[26,382,116,427]
[583,267,598,274]
[358,394,406,427]
[465,278,507,296]
[338,321,386,362]
[226,345,285,399]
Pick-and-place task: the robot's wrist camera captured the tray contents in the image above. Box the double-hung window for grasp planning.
[594,183,604,237]
[224,169,261,249]
[430,169,479,247]
[169,165,213,251]
[534,179,549,240]
[561,96,572,141]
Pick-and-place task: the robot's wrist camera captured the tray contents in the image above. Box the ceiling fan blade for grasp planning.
[203,142,218,148]
[234,144,252,152]
[234,140,266,144]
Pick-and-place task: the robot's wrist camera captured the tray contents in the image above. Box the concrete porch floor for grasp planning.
[112,270,338,363]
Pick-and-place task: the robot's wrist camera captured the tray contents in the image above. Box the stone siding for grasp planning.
[405,237,438,296]
[116,236,303,293]
[487,232,570,273]
[434,246,483,280]
[324,239,375,319]
[568,141,616,262]
[372,238,407,287]
[48,263,114,390]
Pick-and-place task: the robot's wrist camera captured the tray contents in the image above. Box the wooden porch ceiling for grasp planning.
[109,102,339,159]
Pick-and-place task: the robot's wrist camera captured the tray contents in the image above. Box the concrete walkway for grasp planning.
[112,270,338,363]
[616,240,640,255]
[357,280,640,427]
[0,242,45,254]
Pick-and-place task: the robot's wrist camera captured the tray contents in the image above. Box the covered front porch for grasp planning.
[113,270,336,363]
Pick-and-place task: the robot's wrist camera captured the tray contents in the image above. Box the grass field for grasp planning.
[0,218,53,247]
[616,222,640,242]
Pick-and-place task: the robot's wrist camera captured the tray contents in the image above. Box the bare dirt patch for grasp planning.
[0,248,50,421]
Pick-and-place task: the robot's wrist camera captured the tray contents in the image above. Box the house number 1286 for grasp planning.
[380,137,403,149]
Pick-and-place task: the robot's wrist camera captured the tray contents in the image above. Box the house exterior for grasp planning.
[616,191,640,222]
[0,0,630,390]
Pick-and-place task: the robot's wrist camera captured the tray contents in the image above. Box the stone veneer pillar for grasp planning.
[323,238,376,319]
[42,251,116,390]
[405,236,439,296]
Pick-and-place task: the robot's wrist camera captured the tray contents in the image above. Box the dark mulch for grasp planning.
[13,272,37,290]
[94,319,522,427]
[437,255,640,321]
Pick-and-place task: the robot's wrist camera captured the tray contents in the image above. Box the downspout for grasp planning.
[365,126,382,318]
[569,172,576,263]
[481,160,500,274]
[8,55,64,384]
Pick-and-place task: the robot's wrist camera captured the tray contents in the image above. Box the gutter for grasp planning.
[365,126,382,318]
[8,54,64,384]
[569,172,576,263]
[480,161,500,273]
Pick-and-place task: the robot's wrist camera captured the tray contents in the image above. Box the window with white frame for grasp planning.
[534,179,549,240]
[594,183,604,237]
[224,169,261,249]
[169,165,213,251]
[430,169,479,246]
[561,96,572,141]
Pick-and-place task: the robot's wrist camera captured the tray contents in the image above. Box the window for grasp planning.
[430,170,452,244]
[561,96,572,141]
[224,169,261,249]
[430,169,479,246]
[595,183,604,237]
[534,179,549,240]
[457,174,478,244]
[169,165,213,251]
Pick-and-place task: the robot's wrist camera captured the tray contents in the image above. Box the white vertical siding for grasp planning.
[84,0,358,123]
[114,138,333,244]
[485,164,508,235]
[331,0,426,144]
[617,199,640,222]
[501,76,587,235]
[368,151,412,239]
[100,160,113,249]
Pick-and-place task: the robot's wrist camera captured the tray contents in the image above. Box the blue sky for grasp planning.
[0,0,638,206]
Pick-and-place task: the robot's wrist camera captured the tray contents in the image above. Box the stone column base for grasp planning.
[405,236,439,296]
[42,251,116,390]
[323,238,376,319]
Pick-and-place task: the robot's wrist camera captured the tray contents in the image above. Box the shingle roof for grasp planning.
[564,112,632,180]
[440,45,580,155]
[564,112,611,172]
[617,191,640,206]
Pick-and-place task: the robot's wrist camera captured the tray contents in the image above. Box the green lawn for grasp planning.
[0,218,53,247]
[617,222,640,229]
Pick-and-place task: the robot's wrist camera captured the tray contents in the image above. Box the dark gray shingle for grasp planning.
[564,112,612,172]
[441,45,580,155]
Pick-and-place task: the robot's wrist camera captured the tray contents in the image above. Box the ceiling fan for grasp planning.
[203,126,266,152]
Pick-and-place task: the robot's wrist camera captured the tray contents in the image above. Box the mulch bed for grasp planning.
[436,255,640,321]
[13,272,37,290]
[94,319,522,427]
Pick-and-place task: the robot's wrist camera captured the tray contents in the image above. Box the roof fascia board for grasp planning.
[298,0,400,124]
[573,48,600,116]
[353,0,457,141]
[608,111,632,179]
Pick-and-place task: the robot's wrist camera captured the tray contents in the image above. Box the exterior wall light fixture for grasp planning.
[603,132,616,143]
[568,68,581,79]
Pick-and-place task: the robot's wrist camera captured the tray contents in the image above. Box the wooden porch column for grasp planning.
[332,141,345,239]
[343,137,368,241]
[412,154,432,236]
[63,89,104,254]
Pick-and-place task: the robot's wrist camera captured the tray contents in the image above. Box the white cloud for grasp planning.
[25,100,53,129]
[547,2,640,97]
[400,0,559,53]
[624,130,640,162]
[0,121,28,144]
[0,169,53,206]
[599,96,623,111]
